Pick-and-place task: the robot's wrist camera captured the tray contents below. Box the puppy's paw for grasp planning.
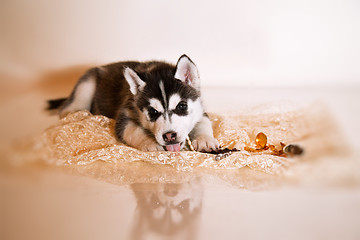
[138,140,164,152]
[192,135,219,152]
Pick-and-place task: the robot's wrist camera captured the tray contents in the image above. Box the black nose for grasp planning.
[163,131,177,143]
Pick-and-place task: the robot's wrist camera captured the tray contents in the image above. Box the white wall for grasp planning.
[1,0,359,87]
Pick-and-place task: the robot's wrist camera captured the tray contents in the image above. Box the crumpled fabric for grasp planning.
[11,102,344,174]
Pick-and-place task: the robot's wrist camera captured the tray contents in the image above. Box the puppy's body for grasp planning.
[49,55,218,152]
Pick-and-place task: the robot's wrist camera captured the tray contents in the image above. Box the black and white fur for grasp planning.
[48,55,219,152]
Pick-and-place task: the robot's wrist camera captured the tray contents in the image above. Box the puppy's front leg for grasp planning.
[117,120,163,152]
[190,114,219,152]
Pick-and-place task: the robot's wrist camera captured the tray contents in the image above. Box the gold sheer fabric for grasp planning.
[15,102,343,174]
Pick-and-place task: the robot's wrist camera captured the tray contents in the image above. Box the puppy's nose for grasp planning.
[163,131,177,143]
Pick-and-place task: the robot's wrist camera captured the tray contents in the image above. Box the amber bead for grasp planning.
[255,132,267,149]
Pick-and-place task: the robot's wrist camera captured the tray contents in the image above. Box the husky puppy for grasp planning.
[47,55,219,152]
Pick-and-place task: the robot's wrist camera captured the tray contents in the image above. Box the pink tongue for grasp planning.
[165,143,181,152]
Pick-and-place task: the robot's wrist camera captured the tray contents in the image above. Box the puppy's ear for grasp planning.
[174,55,200,90]
[124,67,146,95]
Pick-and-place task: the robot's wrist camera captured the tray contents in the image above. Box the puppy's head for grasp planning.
[124,55,203,151]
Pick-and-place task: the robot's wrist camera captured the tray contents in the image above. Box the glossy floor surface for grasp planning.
[1,73,360,240]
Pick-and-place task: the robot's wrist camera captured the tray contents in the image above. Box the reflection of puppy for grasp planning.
[130,180,202,239]
[47,55,218,152]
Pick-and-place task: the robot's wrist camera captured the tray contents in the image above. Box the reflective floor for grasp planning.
[1,72,360,240]
[2,163,360,240]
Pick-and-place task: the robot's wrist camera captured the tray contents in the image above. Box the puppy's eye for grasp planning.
[148,107,160,120]
[148,107,158,115]
[176,101,188,112]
